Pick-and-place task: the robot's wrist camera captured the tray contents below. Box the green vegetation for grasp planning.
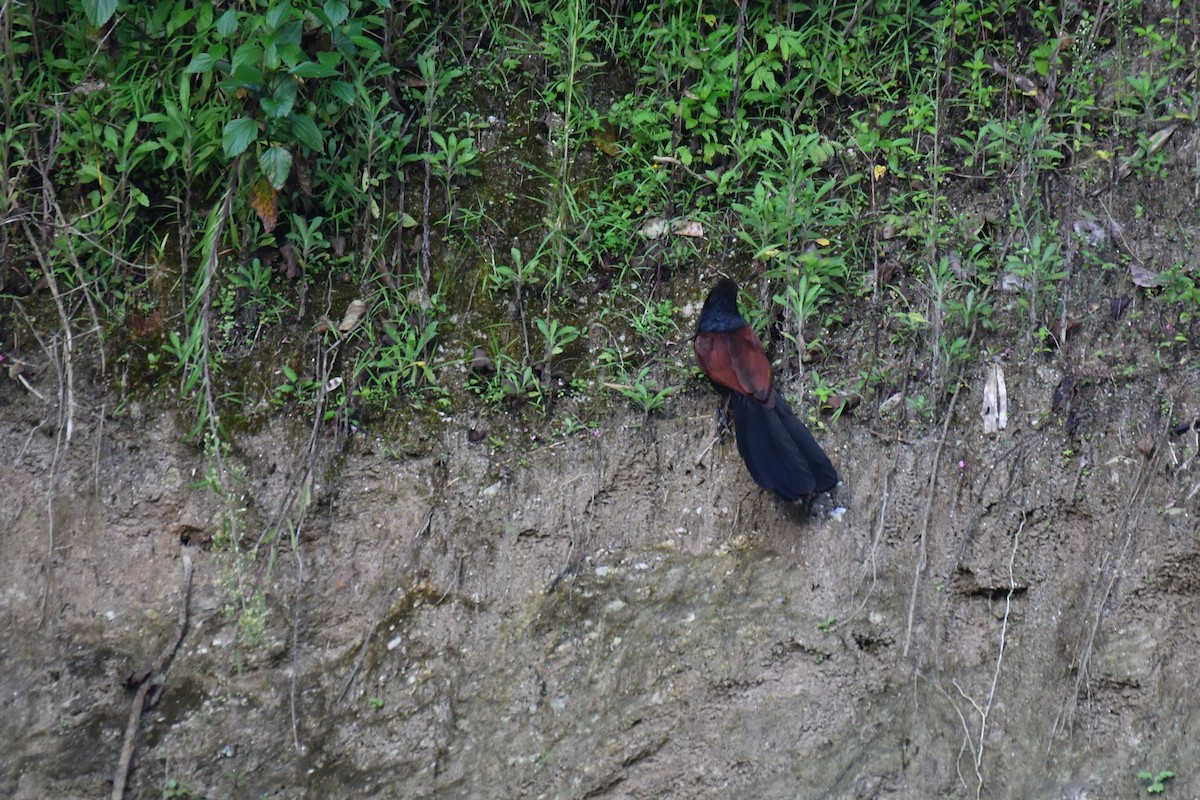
[3,0,1198,648]
[162,776,203,799]
[1137,768,1176,794]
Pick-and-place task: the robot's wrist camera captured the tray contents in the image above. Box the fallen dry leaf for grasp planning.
[1129,263,1162,288]
[338,299,368,332]
[639,218,667,239]
[249,177,278,233]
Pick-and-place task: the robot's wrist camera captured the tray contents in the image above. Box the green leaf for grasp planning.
[277,42,307,68]
[291,61,340,79]
[329,80,355,104]
[216,9,238,37]
[225,63,264,92]
[259,146,294,190]
[184,52,221,74]
[223,117,258,158]
[231,42,263,72]
[265,3,291,30]
[287,113,324,152]
[131,141,163,158]
[260,95,294,119]
[324,1,349,26]
[82,0,117,26]
[276,19,304,47]
[260,79,297,119]
[264,42,282,71]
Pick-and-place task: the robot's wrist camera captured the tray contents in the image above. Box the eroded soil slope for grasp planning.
[2,341,1199,798]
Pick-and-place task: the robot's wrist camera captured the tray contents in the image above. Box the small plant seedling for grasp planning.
[163,777,201,798]
[817,617,837,633]
[1137,770,1175,794]
[604,367,676,414]
[368,697,385,710]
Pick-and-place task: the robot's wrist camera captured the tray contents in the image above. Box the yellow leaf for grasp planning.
[591,126,621,157]
[873,164,887,180]
[815,238,831,247]
[250,177,278,233]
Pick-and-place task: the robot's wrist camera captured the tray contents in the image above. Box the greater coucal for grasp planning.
[694,278,838,500]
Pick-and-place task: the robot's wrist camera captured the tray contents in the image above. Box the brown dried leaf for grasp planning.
[671,219,704,238]
[294,154,312,196]
[1129,263,1162,288]
[280,243,300,280]
[338,298,368,332]
[250,177,278,233]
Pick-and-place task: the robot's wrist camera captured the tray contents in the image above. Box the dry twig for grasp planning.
[111,551,193,800]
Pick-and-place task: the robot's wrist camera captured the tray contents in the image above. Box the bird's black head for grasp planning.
[697,278,747,333]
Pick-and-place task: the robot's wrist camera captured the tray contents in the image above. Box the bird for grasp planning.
[694,278,838,501]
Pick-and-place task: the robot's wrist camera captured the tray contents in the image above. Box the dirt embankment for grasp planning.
[2,340,1198,799]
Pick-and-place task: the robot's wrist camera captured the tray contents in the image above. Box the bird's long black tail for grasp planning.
[729,393,838,501]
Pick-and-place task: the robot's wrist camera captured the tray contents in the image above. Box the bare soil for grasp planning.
[2,301,1199,800]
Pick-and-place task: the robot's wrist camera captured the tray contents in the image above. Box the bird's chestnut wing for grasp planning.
[695,327,773,403]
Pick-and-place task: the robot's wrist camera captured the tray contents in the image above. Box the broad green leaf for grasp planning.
[231,42,263,71]
[223,117,258,158]
[277,42,307,68]
[276,19,304,47]
[184,52,221,73]
[291,61,339,79]
[323,1,349,26]
[227,63,264,90]
[259,146,293,190]
[82,0,117,26]
[216,9,238,37]
[265,4,291,30]
[261,80,297,119]
[329,80,355,104]
[261,95,294,119]
[287,113,324,152]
